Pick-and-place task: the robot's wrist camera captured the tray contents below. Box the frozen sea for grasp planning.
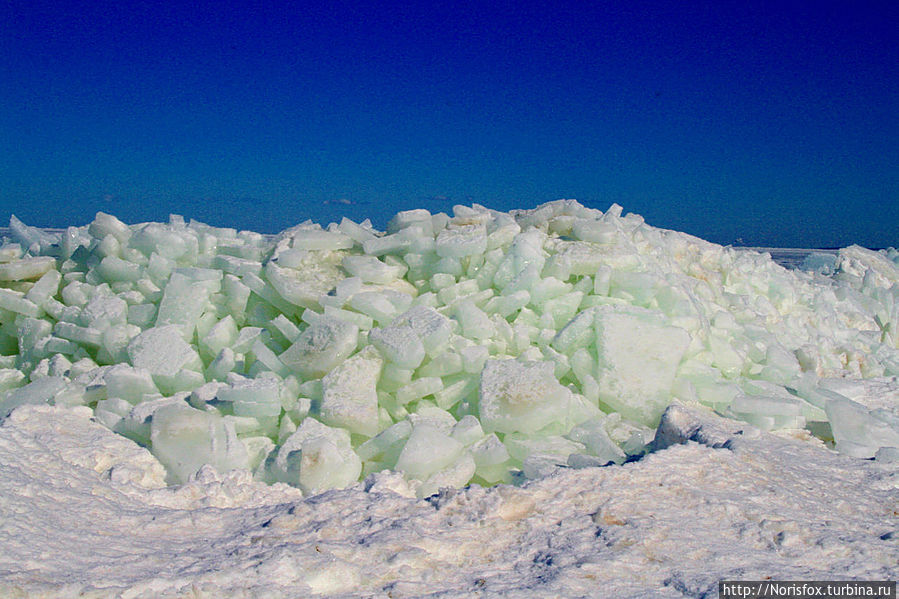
[0,207,895,598]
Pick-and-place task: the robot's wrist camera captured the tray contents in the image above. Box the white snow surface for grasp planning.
[1,401,896,598]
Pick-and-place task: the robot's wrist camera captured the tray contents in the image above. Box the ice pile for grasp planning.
[0,202,897,498]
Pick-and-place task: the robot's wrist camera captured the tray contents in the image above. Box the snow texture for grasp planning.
[0,403,896,598]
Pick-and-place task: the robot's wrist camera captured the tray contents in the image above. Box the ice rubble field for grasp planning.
[0,200,898,597]
[0,201,898,496]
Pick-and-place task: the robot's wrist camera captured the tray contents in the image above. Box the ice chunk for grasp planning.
[435,224,488,258]
[9,214,59,252]
[504,433,585,463]
[24,269,61,307]
[199,315,238,358]
[391,305,452,356]
[279,317,358,379]
[272,418,361,494]
[422,352,465,380]
[478,359,573,434]
[348,291,400,325]
[341,255,407,284]
[289,229,354,251]
[89,211,131,243]
[264,259,343,310]
[730,393,805,431]
[395,424,463,480]
[825,398,899,458]
[356,419,412,462]
[417,451,476,498]
[387,208,433,234]
[368,325,425,369]
[80,294,128,331]
[0,369,25,393]
[54,322,103,347]
[551,307,595,354]
[396,376,443,405]
[362,232,412,256]
[470,433,511,483]
[565,418,626,464]
[320,346,383,437]
[218,375,282,418]
[105,364,158,404]
[0,288,40,317]
[127,325,203,391]
[96,256,142,282]
[450,414,484,446]
[455,301,495,340]
[0,256,56,281]
[337,217,377,243]
[0,376,67,418]
[154,272,210,339]
[593,306,691,426]
[150,403,248,484]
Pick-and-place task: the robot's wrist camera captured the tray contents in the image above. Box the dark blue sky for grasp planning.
[1,1,896,247]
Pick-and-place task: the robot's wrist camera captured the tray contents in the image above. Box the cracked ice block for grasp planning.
[279,316,358,379]
[273,418,361,494]
[368,325,425,369]
[218,375,282,419]
[127,325,203,379]
[320,346,383,437]
[150,403,248,484]
[395,424,463,480]
[478,359,572,435]
[593,306,691,427]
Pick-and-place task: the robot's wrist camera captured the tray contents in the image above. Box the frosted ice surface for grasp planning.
[279,316,358,378]
[479,359,573,434]
[320,345,383,437]
[127,325,202,378]
[593,306,691,426]
[391,305,452,355]
[368,324,426,369]
[271,417,361,493]
[150,403,248,484]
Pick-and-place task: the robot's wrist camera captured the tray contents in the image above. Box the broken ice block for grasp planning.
[478,359,573,434]
[320,346,383,437]
[218,375,282,419]
[341,255,406,284]
[279,316,358,379]
[825,398,899,458]
[391,305,452,356]
[128,325,203,379]
[0,256,56,281]
[435,224,488,258]
[417,452,476,498]
[730,393,805,431]
[0,376,67,418]
[565,418,626,464]
[593,306,691,426]
[104,364,159,404]
[395,424,463,480]
[150,403,248,483]
[272,418,361,494]
[368,325,425,369]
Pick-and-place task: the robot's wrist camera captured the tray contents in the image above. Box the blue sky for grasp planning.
[1,1,896,247]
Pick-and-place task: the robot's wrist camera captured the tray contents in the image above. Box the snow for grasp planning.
[0,402,895,597]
